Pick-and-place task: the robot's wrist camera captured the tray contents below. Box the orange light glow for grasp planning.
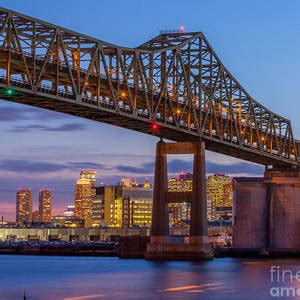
[162,285,201,292]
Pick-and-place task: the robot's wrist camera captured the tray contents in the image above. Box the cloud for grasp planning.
[168,159,192,173]
[0,106,32,122]
[47,123,86,131]
[0,102,72,122]
[28,108,70,120]
[207,161,263,174]
[114,159,264,176]
[0,160,67,173]
[115,162,154,174]
[9,123,86,133]
[0,160,110,173]
[67,162,110,170]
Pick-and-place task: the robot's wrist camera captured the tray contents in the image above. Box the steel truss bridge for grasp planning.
[0,7,298,168]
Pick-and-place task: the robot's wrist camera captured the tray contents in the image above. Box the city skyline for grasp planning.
[2,0,300,220]
[7,170,233,222]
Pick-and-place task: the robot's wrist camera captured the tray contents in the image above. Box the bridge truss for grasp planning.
[0,7,297,167]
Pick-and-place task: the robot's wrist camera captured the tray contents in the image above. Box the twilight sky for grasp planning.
[2,0,300,220]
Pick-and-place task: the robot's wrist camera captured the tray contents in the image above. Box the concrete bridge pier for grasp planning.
[146,140,213,260]
[148,139,169,245]
[189,142,212,255]
[233,169,300,255]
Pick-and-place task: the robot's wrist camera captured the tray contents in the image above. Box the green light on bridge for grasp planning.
[6,88,14,96]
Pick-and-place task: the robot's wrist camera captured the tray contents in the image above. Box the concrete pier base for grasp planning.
[146,236,213,260]
[233,170,300,254]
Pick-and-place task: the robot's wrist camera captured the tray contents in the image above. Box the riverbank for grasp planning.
[0,241,118,256]
[2,240,300,259]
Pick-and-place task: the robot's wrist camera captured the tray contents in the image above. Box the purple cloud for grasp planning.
[0,160,108,173]
[0,106,32,122]
[0,160,67,173]
[115,159,263,175]
[9,123,86,133]
[0,102,72,122]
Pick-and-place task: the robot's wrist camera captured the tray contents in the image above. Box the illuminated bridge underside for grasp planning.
[0,7,298,167]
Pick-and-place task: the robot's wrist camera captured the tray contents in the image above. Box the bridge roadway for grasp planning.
[0,7,298,168]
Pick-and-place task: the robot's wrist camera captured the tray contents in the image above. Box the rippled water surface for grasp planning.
[0,255,300,299]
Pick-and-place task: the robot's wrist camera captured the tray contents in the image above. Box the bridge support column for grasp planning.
[146,140,213,261]
[150,139,169,243]
[189,142,210,250]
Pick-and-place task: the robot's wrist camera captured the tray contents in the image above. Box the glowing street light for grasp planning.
[120,91,126,98]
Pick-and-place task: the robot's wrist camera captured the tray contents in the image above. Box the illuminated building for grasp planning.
[121,178,137,187]
[39,189,52,223]
[74,170,96,225]
[16,188,33,225]
[168,173,192,226]
[143,178,151,189]
[32,210,40,222]
[168,172,193,192]
[103,186,123,227]
[122,187,153,228]
[207,174,233,220]
[92,186,105,227]
[51,215,84,228]
[103,183,153,228]
[121,178,152,189]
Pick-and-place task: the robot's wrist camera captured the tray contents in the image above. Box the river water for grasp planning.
[0,255,299,299]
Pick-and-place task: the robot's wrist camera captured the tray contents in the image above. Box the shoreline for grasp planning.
[1,241,300,259]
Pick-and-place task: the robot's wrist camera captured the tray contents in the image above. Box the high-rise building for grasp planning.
[39,189,52,223]
[102,183,153,228]
[92,186,105,227]
[103,186,123,227]
[122,187,153,228]
[207,174,233,220]
[168,173,192,225]
[74,170,96,224]
[16,188,33,225]
[121,178,137,187]
[168,172,193,192]
[167,173,233,223]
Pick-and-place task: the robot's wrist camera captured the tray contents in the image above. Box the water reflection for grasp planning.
[0,255,299,299]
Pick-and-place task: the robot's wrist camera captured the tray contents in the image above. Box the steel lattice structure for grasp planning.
[0,7,298,167]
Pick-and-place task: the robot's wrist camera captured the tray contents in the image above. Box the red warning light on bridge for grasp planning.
[151,122,160,132]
